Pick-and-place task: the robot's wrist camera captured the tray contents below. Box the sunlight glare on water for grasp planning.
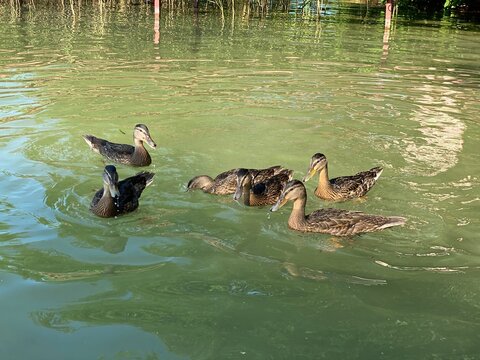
[1,3,480,359]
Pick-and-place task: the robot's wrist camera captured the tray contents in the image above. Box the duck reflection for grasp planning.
[102,234,129,254]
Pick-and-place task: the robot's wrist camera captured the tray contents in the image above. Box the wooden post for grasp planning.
[154,0,160,44]
[385,0,393,29]
[382,0,393,63]
[194,0,199,15]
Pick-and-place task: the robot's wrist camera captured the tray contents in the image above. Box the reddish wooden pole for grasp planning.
[154,0,160,44]
[385,0,393,29]
[382,0,393,63]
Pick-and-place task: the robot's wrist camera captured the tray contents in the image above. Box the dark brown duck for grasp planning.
[83,124,156,167]
[90,165,154,218]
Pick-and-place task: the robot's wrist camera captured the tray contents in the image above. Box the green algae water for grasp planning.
[1,4,479,359]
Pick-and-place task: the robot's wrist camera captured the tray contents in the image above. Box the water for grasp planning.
[1,4,479,359]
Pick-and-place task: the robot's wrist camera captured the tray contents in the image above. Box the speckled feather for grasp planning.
[191,165,285,195]
[327,166,384,200]
[83,135,152,166]
[302,208,405,236]
[272,180,405,236]
[247,170,293,206]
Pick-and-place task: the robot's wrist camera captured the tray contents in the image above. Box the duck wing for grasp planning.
[83,135,135,163]
[250,165,284,184]
[211,168,239,194]
[116,172,154,214]
[250,171,292,205]
[306,207,404,236]
[330,167,383,198]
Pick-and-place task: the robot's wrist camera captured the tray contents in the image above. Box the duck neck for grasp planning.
[315,164,335,197]
[96,185,116,216]
[288,197,307,230]
[242,182,252,206]
[132,139,151,165]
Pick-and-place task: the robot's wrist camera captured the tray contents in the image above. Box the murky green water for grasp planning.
[1,3,479,359]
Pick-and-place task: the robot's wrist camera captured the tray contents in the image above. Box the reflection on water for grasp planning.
[403,79,466,176]
[1,3,480,359]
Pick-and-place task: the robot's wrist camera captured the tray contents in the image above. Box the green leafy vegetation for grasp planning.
[1,0,479,21]
[394,0,480,18]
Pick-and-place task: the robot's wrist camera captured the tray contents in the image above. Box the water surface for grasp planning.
[1,4,480,359]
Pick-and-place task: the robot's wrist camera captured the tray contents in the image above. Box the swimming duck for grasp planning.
[90,165,154,218]
[233,168,293,206]
[187,165,286,195]
[303,153,383,201]
[270,180,405,236]
[83,124,156,167]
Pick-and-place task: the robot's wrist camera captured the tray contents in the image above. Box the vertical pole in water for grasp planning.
[381,0,393,63]
[154,0,160,44]
[384,0,392,29]
[194,0,199,15]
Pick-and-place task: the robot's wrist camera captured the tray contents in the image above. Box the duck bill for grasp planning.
[270,195,287,212]
[233,185,243,201]
[145,135,157,149]
[108,184,120,198]
[302,167,317,182]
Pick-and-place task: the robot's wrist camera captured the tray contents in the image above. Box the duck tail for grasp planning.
[82,134,95,147]
[270,165,285,174]
[136,172,155,187]
[288,169,294,180]
[372,167,384,181]
[285,169,295,180]
[379,216,406,230]
[145,172,155,187]
[273,168,294,179]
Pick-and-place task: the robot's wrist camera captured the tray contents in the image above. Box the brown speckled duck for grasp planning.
[303,153,383,201]
[270,180,405,236]
[83,124,156,167]
[90,165,154,218]
[187,165,286,195]
[233,168,293,206]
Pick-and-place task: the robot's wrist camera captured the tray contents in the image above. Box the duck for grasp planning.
[270,180,405,236]
[233,168,293,206]
[90,165,154,218]
[187,165,287,195]
[83,124,156,167]
[302,153,383,201]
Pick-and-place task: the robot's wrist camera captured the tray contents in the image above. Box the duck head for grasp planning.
[233,168,251,201]
[270,180,305,212]
[187,175,213,191]
[103,165,120,198]
[302,153,327,182]
[134,124,157,149]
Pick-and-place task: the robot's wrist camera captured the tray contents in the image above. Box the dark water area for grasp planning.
[1,2,480,359]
